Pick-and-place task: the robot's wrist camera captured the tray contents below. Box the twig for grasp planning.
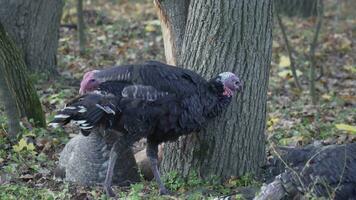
[309,0,324,105]
[270,144,306,192]
[276,11,303,90]
[331,145,347,199]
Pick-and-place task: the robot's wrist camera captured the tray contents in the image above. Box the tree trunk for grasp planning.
[274,0,317,17]
[0,22,46,127]
[77,0,86,55]
[153,0,190,65]
[0,0,64,74]
[0,75,20,139]
[160,0,272,180]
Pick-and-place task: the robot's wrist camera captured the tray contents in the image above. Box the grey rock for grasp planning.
[56,129,140,186]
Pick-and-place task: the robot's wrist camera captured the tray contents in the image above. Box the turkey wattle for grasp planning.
[50,61,242,196]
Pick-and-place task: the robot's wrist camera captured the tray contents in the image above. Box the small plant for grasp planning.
[186,171,203,187]
[127,183,144,200]
[225,174,260,188]
[163,170,186,191]
[0,184,65,200]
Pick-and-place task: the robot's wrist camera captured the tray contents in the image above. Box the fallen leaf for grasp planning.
[343,65,356,73]
[13,138,36,152]
[279,55,290,68]
[321,93,332,100]
[145,24,156,32]
[278,69,303,79]
[335,124,356,134]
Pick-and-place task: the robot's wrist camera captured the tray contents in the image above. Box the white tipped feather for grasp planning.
[81,126,93,130]
[78,108,87,113]
[54,114,70,119]
[48,123,60,128]
[64,106,76,110]
[80,123,90,127]
[96,104,115,115]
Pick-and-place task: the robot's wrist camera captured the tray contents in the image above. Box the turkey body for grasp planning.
[60,61,231,142]
[256,143,356,200]
[50,61,241,196]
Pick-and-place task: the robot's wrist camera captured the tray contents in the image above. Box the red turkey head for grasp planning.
[218,72,242,97]
[79,70,100,95]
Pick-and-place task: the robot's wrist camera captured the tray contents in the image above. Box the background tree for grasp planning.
[0,22,46,128]
[0,0,64,74]
[155,0,272,179]
[274,0,318,17]
[77,0,86,55]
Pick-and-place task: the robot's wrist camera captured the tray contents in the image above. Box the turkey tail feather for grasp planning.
[49,93,120,135]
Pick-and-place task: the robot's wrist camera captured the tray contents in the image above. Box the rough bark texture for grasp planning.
[0,22,46,127]
[154,0,189,65]
[161,1,272,180]
[0,75,20,139]
[274,0,317,17]
[0,0,64,74]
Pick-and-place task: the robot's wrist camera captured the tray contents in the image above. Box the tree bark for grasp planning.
[0,0,64,74]
[0,22,46,127]
[77,0,86,55]
[153,0,190,65]
[0,75,20,139]
[161,0,272,180]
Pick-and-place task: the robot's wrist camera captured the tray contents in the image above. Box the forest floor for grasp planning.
[0,0,355,199]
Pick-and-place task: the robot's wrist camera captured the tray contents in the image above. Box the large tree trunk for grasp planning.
[0,0,64,74]
[159,1,272,180]
[0,22,46,127]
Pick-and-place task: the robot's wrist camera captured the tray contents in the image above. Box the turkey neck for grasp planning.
[205,79,233,118]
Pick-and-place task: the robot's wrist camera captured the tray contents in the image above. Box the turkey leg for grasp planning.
[104,140,119,197]
[146,142,170,195]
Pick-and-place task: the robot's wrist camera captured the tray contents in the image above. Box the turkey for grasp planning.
[255,143,356,200]
[49,61,242,196]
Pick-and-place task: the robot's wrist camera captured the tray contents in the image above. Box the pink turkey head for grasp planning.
[218,72,242,97]
[79,70,100,95]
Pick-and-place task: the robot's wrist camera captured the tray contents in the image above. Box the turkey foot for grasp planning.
[159,187,172,195]
[147,142,171,195]
[104,185,116,198]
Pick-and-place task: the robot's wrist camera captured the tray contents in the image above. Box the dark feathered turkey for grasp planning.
[255,143,356,200]
[49,61,242,197]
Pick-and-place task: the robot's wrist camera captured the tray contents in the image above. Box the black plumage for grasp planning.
[50,61,242,196]
[257,143,356,200]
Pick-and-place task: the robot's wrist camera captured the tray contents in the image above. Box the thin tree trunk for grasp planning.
[0,22,46,127]
[276,12,302,90]
[0,0,64,74]
[161,0,272,179]
[309,0,323,106]
[0,75,20,139]
[77,0,86,55]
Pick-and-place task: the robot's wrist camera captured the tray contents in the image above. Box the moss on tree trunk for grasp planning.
[0,22,46,127]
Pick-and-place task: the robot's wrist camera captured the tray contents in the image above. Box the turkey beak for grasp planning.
[236,81,243,93]
[79,88,84,95]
